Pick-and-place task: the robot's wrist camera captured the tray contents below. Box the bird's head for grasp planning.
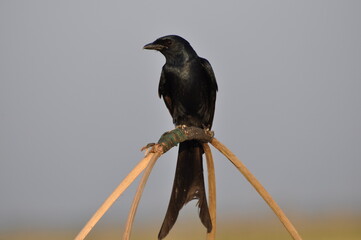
[143,35,197,64]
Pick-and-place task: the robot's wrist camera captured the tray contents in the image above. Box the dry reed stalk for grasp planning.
[75,128,302,240]
[203,143,216,240]
[210,137,302,240]
[122,152,161,240]
[74,152,161,240]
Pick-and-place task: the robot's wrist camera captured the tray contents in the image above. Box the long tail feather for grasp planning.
[158,140,212,239]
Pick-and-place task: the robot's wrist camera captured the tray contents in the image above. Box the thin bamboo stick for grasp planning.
[210,138,302,240]
[74,153,159,240]
[203,143,216,240]
[122,152,161,240]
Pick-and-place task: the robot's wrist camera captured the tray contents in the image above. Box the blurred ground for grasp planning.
[2,214,360,240]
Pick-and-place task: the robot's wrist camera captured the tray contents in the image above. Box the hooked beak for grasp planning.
[143,42,167,51]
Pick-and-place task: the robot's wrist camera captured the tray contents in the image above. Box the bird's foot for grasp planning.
[203,128,214,139]
[175,125,214,142]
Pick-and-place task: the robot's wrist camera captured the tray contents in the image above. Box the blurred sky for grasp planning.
[1,0,360,231]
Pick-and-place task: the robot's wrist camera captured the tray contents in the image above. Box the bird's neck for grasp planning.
[165,49,197,66]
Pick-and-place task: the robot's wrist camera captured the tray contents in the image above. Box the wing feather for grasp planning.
[199,57,218,128]
[158,69,173,117]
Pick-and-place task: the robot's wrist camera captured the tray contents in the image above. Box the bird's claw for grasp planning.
[204,128,214,138]
[176,125,188,130]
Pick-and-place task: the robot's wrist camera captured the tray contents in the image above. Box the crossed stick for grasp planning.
[74,128,302,240]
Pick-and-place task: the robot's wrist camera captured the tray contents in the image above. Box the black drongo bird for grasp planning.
[144,35,218,239]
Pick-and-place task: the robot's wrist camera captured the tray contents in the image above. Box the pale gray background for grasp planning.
[1,0,360,232]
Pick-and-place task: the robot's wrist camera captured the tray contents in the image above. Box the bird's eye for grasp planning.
[164,39,172,46]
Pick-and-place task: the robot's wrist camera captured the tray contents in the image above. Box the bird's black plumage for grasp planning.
[144,35,218,239]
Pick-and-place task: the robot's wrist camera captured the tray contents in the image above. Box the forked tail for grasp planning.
[158,140,212,239]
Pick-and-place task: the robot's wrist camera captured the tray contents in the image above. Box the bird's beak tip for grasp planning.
[143,43,165,51]
[143,44,152,50]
